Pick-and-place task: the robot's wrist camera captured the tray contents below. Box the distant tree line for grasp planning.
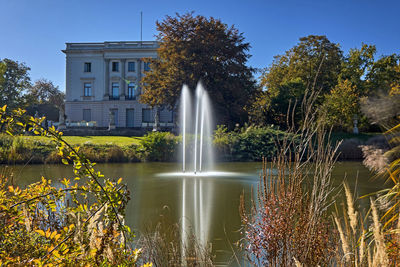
[247,36,400,131]
[2,13,398,131]
[0,58,64,121]
[141,13,399,132]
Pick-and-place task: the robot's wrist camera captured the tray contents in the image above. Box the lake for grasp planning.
[7,161,384,265]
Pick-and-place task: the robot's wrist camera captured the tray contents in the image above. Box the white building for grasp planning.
[62,41,173,128]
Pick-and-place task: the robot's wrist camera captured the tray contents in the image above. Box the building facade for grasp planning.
[63,41,173,128]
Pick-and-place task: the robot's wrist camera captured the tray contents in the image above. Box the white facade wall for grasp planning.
[63,41,173,128]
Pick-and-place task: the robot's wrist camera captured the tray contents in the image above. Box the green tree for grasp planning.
[339,43,376,94]
[0,62,5,85]
[321,79,360,131]
[140,12,256,126]
[25,79,65,121]
[26,79,65,107]
[0,58,31,109]
[366,54,400,95]
[248,79,305,126]
[261,35,343,97]
[254,35,343,126]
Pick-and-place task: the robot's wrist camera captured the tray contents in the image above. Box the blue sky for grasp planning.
[1,0,399,91]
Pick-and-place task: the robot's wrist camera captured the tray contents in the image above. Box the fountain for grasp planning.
[181,82,215,174]
[157,82,245,262]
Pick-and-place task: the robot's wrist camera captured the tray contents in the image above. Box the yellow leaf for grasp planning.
[35,229,45,236]
[45,228,51,238]
[54,233,61,241]
[53,250,61,258]
[117,177,122,184]
[50,231,57,240]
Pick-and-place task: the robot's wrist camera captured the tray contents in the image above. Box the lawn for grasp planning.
[22,136,144,146]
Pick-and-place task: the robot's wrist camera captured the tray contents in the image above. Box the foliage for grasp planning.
[321,79,360,131]
[0,105,148,266]
[26,78,65,108]
[366,54,400,95]
[261,35,342,96]
[0,58,31,109]
[140,12,256,126]
[339,43,376,93]
[213,125,295,161]
[253,35,342,126]
[240,87,339,266]
[25,78,65,121]
[139,131,179,162]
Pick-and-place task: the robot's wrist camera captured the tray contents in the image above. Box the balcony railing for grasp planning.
[125,95,139,100]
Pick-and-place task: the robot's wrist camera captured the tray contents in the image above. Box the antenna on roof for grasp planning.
[140,11,143,43]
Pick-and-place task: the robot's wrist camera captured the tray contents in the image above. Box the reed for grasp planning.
[240,78,339,266]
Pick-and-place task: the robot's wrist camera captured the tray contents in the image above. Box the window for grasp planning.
[128,62,136,72]
[127,82,139,99]
[84,62,91,72]
[111,82,119,99]
[83,109,91,122]
[84,83,92,96]
[112,62,119,72]
[142,108,154,123]
[143,62,151,72]
[160,110,173,123]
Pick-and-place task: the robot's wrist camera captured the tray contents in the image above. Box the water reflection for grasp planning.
[7,161,382,265]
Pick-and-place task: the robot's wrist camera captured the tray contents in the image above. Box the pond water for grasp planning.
[8,161,385,265]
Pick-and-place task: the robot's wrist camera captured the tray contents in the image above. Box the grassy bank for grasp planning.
[0,133,176,164]
[23,135,144,146]
[0,129,384,164]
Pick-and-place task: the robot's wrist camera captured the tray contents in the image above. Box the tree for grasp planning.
[321,79,360,131]
[366,54,400,95]
[0,58,31,109]
[261,35,343,97]
[27,78,65,107]
[254,35,343,126]
[140,13,256,126]
[248,79,305,126]
[25,79,65,121]
[339,43,376,94]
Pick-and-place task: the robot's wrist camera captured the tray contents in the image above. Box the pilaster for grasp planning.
[104,59,110,100]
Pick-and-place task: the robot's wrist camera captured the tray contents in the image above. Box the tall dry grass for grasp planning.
[333,183,393,266]
[240,79,340,265]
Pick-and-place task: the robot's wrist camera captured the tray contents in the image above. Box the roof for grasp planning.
[62,41,159,53]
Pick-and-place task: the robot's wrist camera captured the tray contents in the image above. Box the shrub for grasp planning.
[139,132,178,162]
[213,125,296,161]
[0,107,146,266]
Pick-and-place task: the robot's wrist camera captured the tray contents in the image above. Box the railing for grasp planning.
[141,122,174,127]
[66,41,158,51]
[66,121,97,127]
[125,96,138,100]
